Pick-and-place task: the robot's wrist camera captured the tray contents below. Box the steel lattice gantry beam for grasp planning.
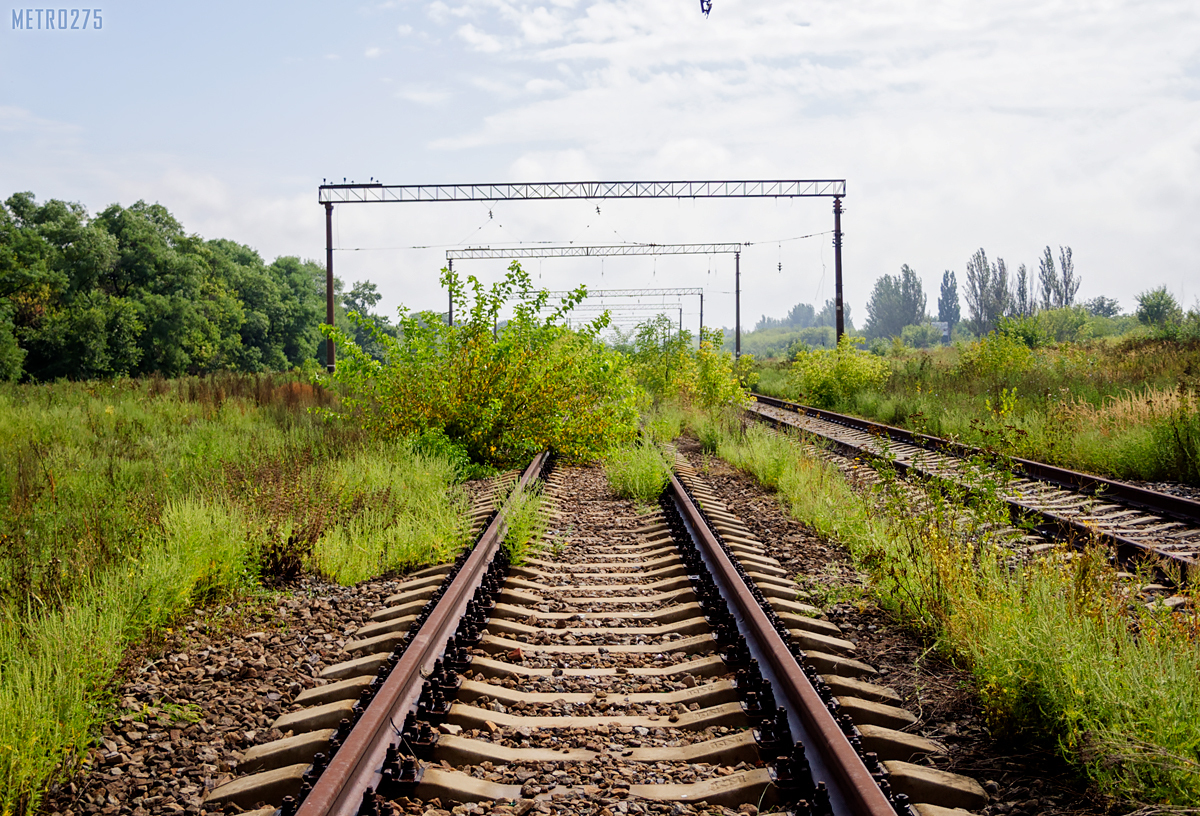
[319,179,845,204]
[446,243,742,260]
[318,178,847,369]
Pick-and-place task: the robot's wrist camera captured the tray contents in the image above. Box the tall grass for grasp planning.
[312,449,469,584]
[500,482,549,565]
[605,442,671,504]
[0,374,467,815]
[704,417,1200,806]
[759,336,1200,484]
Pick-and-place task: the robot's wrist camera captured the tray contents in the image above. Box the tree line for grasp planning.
[0,192,394,382]
[861,245,1107,342]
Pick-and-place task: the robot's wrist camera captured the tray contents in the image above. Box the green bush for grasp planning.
[789,335,889,408]
[323,263,641,467]
[900,322,943,349]
[955,330,1034,386]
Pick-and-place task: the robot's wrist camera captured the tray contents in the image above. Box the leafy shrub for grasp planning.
[900,321,943,349]
[1037,306,1092,343]
[322,263,641,467]
[998,314,1052,349]
[626,320,753,409]
[789,335,889,408]
[955,331,1034,386]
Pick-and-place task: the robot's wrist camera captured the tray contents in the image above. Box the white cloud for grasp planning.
[365,46,383,58]
[397,23,414,35]
[456,22,505,52]
[525,77,565,94]
[396,85,452,105]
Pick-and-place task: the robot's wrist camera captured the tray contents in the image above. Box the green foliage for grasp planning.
[323,262,640,466]
[789,335,889,408]
[0,375,468,813]
[1137,286,1183,327]
[0,303,23,381]
[1084,295,1122,318]
[864,264,926,339]
[955,330,1034,386]
[0,192,384,381]
[730,301,854,359]
[605,441,671,504]
[937,270,960,328]
[626,320,754,409]
[900,321,942,349]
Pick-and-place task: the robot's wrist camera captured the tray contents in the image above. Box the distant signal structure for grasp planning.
[446,243,742,353]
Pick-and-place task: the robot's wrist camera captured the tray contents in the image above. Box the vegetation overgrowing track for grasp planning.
[749,393,1200,585]
[202,457,990,816]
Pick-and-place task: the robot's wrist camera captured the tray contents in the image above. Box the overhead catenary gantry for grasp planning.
[319,179,847,370]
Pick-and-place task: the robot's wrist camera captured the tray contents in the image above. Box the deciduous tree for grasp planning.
[864,265,927,339]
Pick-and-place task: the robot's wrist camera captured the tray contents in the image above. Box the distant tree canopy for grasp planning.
[1084,295,1122,318]
[863,265,927,339]
[938,270,960,329]
[0,192,393,382]
[1136,287,1183,327]
[752,299,850,333]
[956,245,1083,336]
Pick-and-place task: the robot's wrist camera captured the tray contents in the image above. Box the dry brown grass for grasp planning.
[1061,386,1196,431]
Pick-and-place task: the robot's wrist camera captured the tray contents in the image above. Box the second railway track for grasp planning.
[201,456,990,816]
[749,393,1200,585]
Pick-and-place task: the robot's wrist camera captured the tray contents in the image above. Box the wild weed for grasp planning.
[605,442,671,504]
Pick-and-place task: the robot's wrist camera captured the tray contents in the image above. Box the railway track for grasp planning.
[202,456,989,816]
[749,394,1200,585]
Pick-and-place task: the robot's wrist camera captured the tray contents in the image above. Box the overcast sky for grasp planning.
[3,0,1198,333]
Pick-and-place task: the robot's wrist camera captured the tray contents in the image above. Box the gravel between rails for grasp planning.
[386,464,776,816]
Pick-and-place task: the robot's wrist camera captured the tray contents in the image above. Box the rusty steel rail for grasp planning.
[296,452,550,816]
[667,474,896,816]
[750,393,1199,583]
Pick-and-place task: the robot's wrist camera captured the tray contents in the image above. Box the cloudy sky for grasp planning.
[2,0,1198,332]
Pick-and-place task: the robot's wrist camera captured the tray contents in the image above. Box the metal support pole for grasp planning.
[447,259,454,327]
[735,251,741,358]
[699,291,704,345]
[678,307,683,334]
[834,197,844,343]
[324,202,335,372]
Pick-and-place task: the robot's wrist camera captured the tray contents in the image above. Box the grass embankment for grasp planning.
[758,334,1200,484]
[0,374,468,814]
[692,414,1200,807]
